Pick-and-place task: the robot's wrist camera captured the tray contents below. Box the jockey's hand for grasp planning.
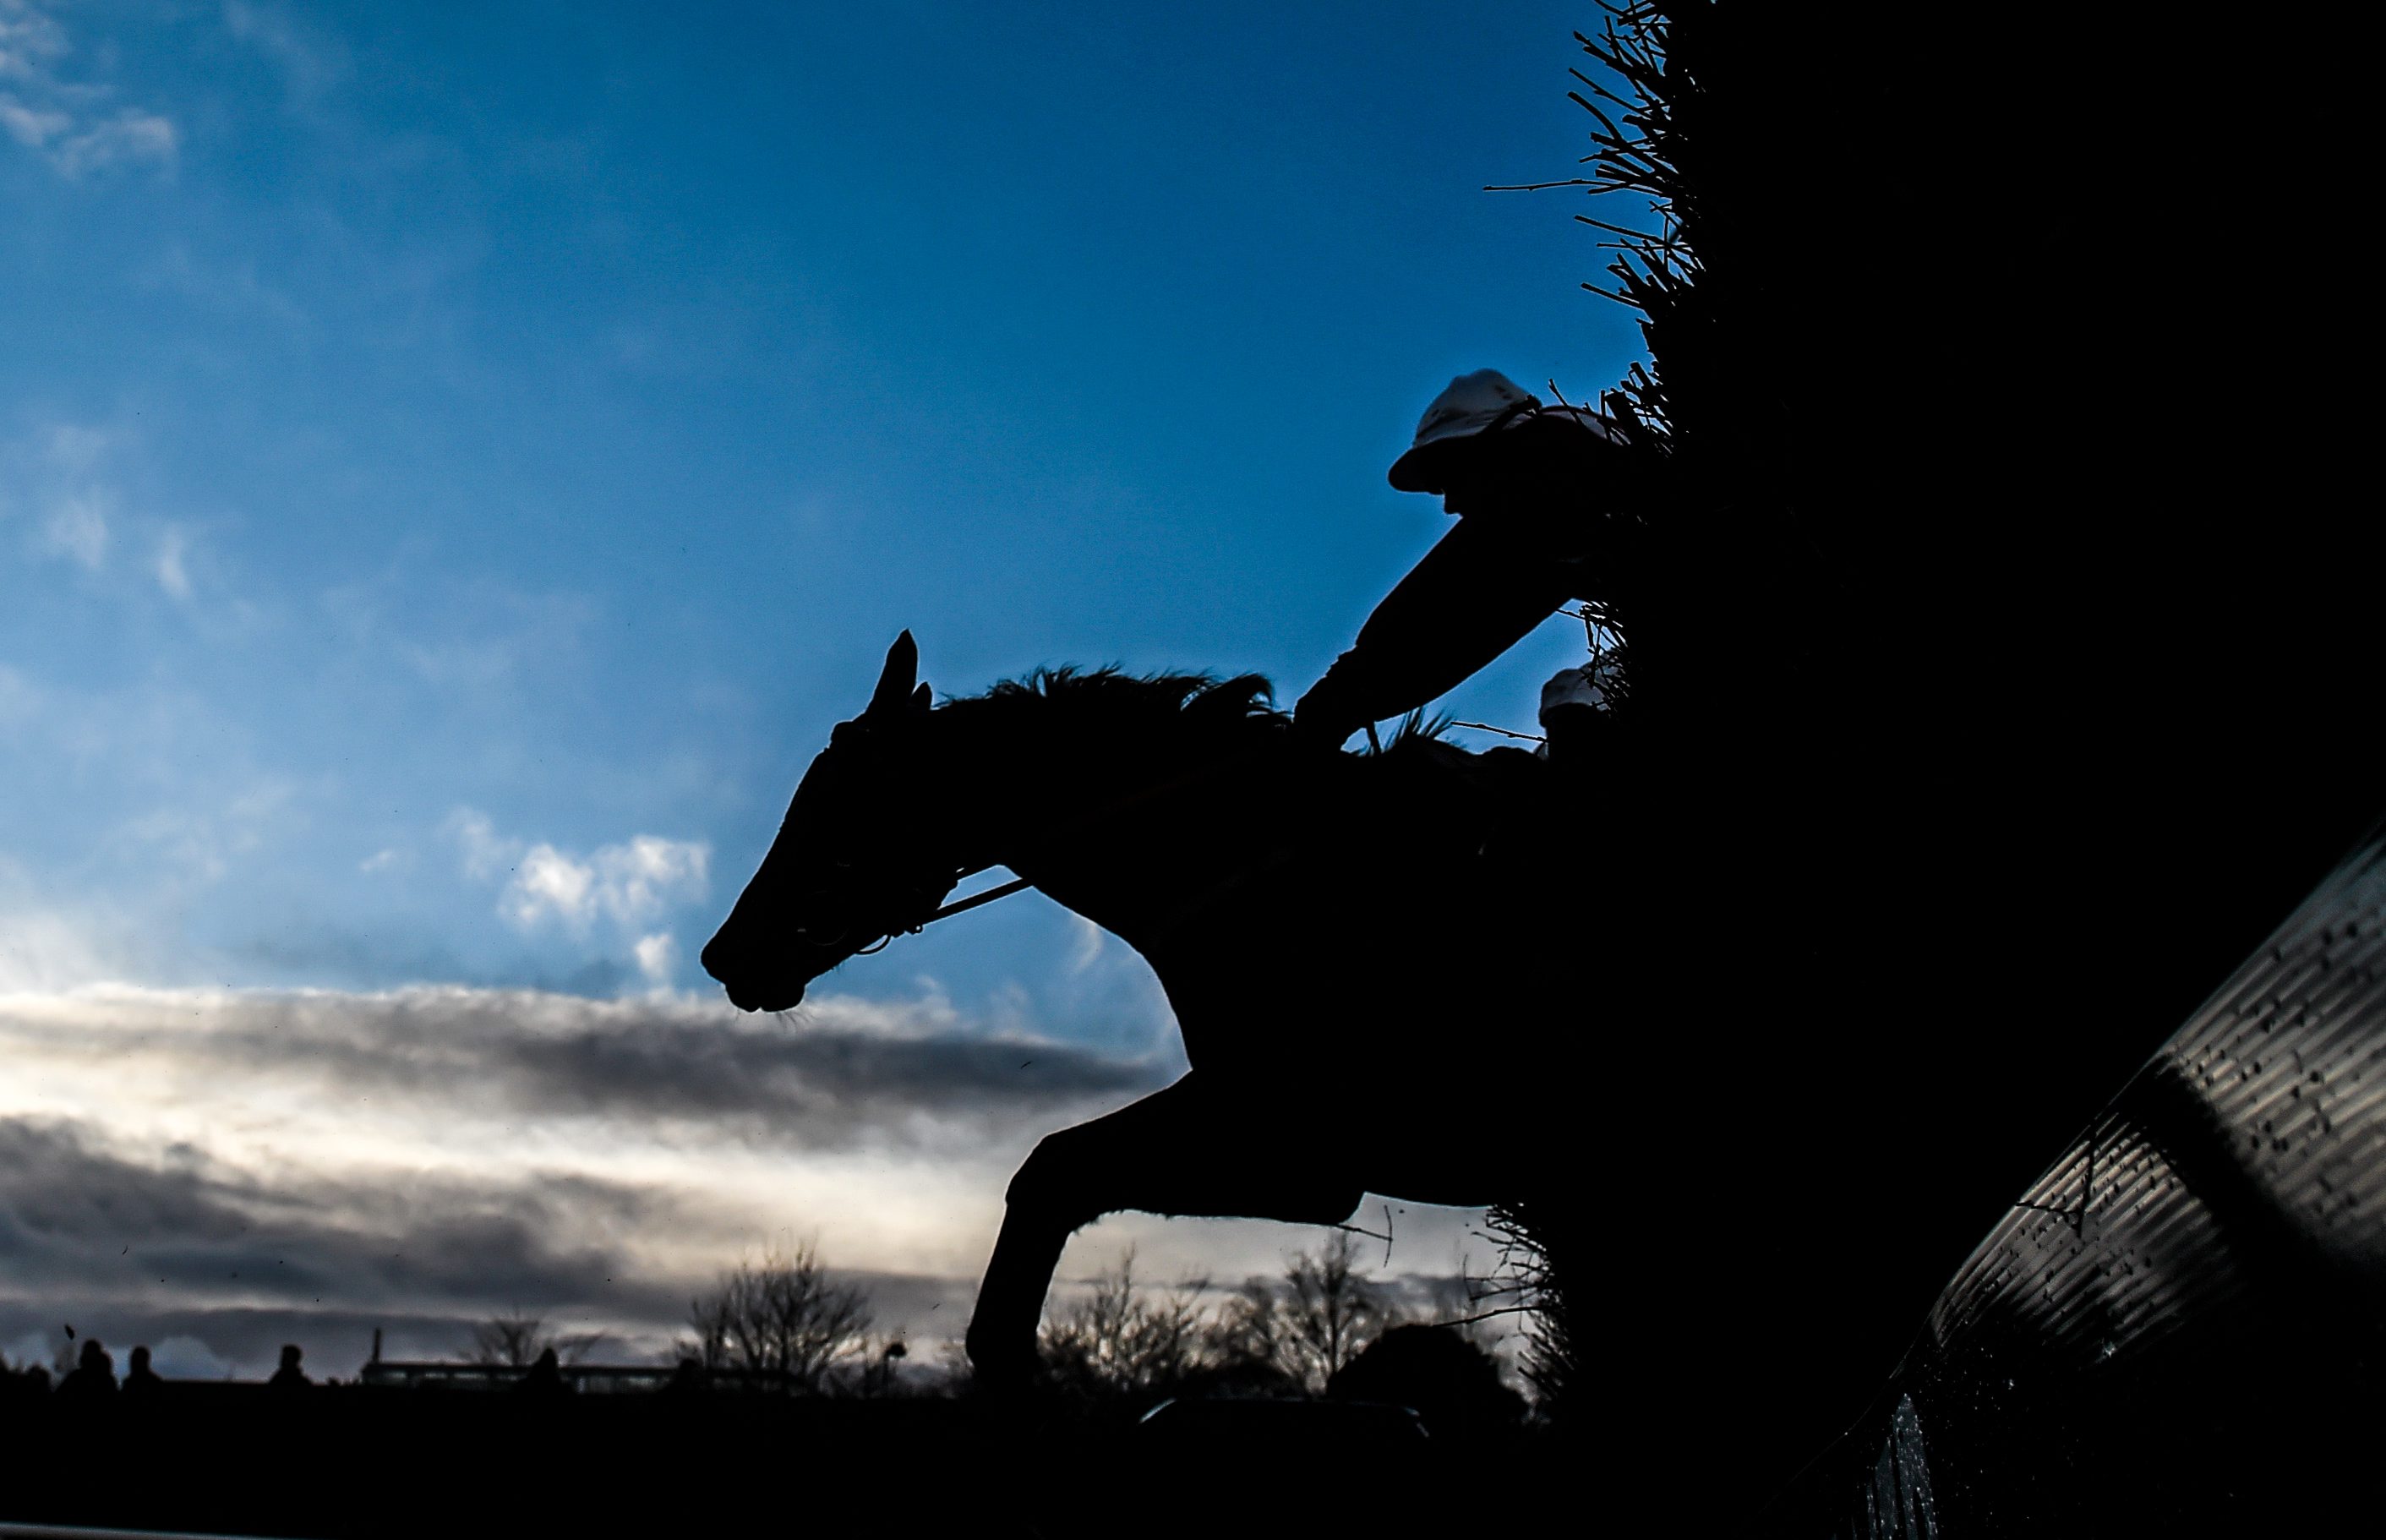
[1288,685,1362,751]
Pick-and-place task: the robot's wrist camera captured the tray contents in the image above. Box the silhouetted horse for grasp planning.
[702,632,1581,1385]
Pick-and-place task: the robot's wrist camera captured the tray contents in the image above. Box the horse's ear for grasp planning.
[909,682,932,716]
[866,631,918,718]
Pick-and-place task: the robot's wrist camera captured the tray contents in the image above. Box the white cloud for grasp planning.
[0,663,37,726]
[149,1335,233,1380]
[48,106,176,177]
[0,93,66,145]
[0,3,177,179]
[41,489,109,569]
[154,524,191,597]
[107,778,297,886]
[358,847,407,876]
[1065,914,1106,975]
[593,837,709,926]
[221,1,351,101]
[505,844,596,929]
[44,422,106,471]
[8,421,223,605]
[0,0,67,80]
[0,858,134,994]
[634,931,678,986]
[443,807,519,882]
[447,811,710,979]
[502,836,709,932]
[451,816,708,936]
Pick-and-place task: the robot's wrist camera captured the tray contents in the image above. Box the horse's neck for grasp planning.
[935,707,1269,943]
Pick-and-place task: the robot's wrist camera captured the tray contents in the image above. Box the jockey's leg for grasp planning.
[965,1072,1362,1385]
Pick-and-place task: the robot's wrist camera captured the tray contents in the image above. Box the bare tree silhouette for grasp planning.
[676,1242,873,1392]
[467,1309,607,1368]
[1216,1230,1406,1395]
[1036,1248,1211,1401]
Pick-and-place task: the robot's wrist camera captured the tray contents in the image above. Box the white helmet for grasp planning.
[1388,369,1625,494]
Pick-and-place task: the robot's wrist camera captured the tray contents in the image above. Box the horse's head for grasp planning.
[700,631,961,1012]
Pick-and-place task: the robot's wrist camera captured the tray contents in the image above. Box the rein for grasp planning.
[917,870,1035,926]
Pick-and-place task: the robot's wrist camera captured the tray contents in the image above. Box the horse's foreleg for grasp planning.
[966,1073,1362,1385]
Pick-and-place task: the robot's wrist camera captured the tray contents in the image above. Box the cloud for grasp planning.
[444,808,516,882]
[0,978,1182,1375]
[221,1,352,101]
[147,1334,232,1379]
[634,931,678,986]
[0,983,1166,1153]
[0,4,177,179]
[502,836,709,934]
[1065,914,1106,975]
[0,94,65,145]
[448,808,710,947]
[41,489,108,568]
[43,421,106,469]
[235,926,633,997]
[154,525,191,598]
[0,977,1509,1380]
[47,107,177,177]
[0,1113,724,1372]
[505,844,593,927]
[380,587,598,694]
[105,778,298,886]
[0,663,37,726]
[0,0,66,80]
[0,858,144,993]
[0,1116,683,1308]
[7,419,218,600]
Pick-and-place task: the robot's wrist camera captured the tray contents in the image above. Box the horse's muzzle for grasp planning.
[702,934,805,1013]
[720,977,805,1013]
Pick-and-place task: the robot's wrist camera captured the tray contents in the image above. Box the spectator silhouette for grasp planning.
[268,1344,311,1391]
[56,1340,117,1401]
[516,1346,566,1396]
[123,1344,165,1398]
[4,1363,52,1406]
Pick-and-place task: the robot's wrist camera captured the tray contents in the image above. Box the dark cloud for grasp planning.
[0,1114,980,1377]
[0,1117,675,1313]
[237,926,631,997]
[7,986,1171,1150]
[0,986,1186,1381]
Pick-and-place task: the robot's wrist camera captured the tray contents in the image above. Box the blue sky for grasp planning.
[3,1,1642,1373]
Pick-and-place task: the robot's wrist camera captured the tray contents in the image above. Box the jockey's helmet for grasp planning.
[1389,369,1627,494]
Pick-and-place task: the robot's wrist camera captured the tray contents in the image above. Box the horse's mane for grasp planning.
[940,666,1286,746]
[939,666,1474,763]
[938,665,1536,880]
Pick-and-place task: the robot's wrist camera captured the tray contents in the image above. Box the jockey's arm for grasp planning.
[1293,515,1579,744]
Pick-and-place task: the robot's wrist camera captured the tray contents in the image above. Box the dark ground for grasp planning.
[5,1359,2378,1537]
[0,1387,1568,1539]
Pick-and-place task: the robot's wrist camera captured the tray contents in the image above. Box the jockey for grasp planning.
[1292,369,1655,755]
